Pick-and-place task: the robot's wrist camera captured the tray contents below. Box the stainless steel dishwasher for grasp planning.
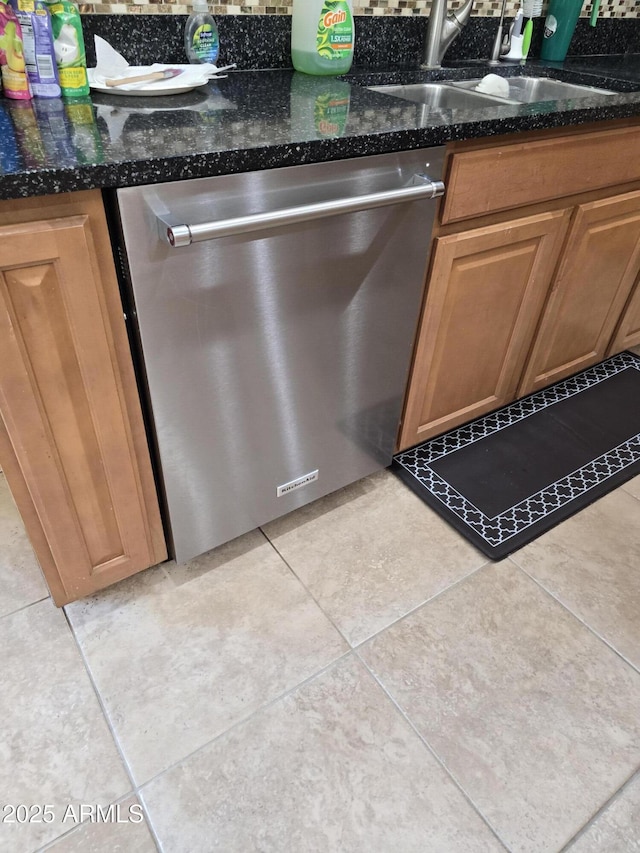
[116,148,445,562]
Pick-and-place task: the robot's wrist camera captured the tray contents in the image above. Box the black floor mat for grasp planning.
[393,352,640,559]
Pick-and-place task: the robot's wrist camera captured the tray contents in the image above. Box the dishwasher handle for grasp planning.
[157,174,446,247]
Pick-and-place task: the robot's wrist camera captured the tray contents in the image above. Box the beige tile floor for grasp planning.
[1,462,640,853]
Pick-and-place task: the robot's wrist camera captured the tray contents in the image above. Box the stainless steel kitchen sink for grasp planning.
[367,83,511,109]
[451,76,616,103]
[368,77,616,110]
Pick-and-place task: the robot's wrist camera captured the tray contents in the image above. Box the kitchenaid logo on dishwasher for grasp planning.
[277,470,319,497]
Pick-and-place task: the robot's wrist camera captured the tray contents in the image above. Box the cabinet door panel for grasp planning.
[519,190,640,395]
[399,209,570,449]
[0,214,164,603]
[608,276,640,354]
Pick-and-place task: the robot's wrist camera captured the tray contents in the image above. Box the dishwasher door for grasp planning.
[116,148,445,562]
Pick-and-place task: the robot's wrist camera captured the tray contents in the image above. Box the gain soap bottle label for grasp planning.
[317,0,353,61]
[314,89,350,137]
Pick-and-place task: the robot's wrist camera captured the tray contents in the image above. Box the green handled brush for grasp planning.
[522,0,543,58]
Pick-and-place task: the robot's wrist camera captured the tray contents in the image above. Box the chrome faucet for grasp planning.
[422,0,475,68]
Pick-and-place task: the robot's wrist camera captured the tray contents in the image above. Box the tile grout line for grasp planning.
[506,555,640,678]
[34,791,148,853]
[505,553,640,844]
[259,528,355,647]
[558,763,640,851]
[348,548,640,853]
[53,530,354,841]
[11,463,639,850]
[0,595,50,623]
[620,482,640,504]
[355,650,514,853]
[262,522,492,651]
[133,539,492,797]
[60,607,164,853]
[135,646,357,793]
[52,531,490,835]
[350,557,492,651]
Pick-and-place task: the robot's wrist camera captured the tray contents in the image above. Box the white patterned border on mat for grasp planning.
[395,352,640,548]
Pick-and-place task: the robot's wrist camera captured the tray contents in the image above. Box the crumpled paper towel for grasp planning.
[89,35,235,92]
[474,73,510,98]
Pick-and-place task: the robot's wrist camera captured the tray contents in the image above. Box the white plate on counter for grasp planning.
[88,65,210,97]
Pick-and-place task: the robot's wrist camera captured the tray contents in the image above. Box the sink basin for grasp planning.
[368,77,616,112]
[451,76,616,103]
[367,83,511,109]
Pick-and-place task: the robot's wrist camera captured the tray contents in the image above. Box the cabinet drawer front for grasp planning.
[443,126,640,225]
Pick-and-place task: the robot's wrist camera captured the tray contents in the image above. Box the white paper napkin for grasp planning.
[94,35,129,78]
[90,36,236,91]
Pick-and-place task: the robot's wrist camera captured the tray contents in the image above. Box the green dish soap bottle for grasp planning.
[291,0,355,76]
[184,0,219,65]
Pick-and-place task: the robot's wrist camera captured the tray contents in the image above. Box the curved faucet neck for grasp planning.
[452,0,475,27]
[422,0,475,69]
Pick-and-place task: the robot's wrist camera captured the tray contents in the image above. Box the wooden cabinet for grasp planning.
[0,191,166,605]
[519,190,640,395]
[399,210,571,448]
[441,125,640,225]
[608,274,640,355]
[399,120,640,452]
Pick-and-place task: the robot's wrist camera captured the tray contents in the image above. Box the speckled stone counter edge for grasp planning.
[0,15,638,201]
[2,72,639,201]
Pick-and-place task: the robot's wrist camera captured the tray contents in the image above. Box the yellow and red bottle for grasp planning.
[0,1,32,98]
[291,0,355,76]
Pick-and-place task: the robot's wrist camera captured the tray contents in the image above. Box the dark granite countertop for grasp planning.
[1,56,639,201]
[561,53,640,84]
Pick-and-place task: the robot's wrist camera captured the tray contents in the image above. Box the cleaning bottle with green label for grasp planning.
[46,0,88,98]
[184,0,219,65]
[291,0,355,76]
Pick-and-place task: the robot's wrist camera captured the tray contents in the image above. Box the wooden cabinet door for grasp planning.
[0,204,166,604]
[399,209,571,449]
[519,190,640,396]
[608,276,640,354]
